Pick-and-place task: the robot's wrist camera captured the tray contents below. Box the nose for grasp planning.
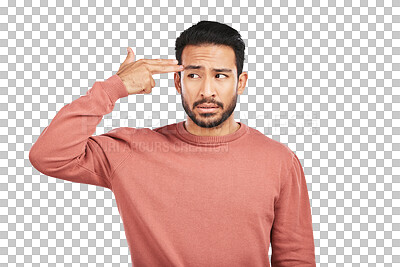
[199,76,216,98]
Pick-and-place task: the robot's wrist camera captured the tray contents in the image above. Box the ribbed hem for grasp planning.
[101,74,129,103]
[175,121,249,145]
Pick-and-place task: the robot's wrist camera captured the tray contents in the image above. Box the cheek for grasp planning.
[182,77,200,87]
[181,80,200,98]
[219,82,237,96]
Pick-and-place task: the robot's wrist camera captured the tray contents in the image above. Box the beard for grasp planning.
[181,86,238,129]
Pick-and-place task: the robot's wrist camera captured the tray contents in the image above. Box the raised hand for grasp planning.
[116,47,184,95]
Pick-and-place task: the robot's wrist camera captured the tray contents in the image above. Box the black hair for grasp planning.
[175,20,245,80]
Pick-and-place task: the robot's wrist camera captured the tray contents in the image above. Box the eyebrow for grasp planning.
[183,65,233,73]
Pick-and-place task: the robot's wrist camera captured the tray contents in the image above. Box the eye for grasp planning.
[216,74,228,78]
[188,73,199,78]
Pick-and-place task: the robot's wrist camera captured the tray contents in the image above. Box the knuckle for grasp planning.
[137,59,145,66]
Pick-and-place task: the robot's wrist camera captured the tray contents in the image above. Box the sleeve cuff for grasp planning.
[101,74,129,103]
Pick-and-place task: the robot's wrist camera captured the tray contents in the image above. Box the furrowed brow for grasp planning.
[184,65,203,70]
[213,68,233,73]
[183,65,233,73]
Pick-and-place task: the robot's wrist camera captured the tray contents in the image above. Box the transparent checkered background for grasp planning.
[1,0,399,266]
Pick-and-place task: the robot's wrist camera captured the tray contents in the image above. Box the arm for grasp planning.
[29,74,129,190]
[29,47,183,190]
[270,152,316,267]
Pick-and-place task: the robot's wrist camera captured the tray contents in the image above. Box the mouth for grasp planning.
[197,104,219,109]
[197,106,218,109]
[197,104,219,113]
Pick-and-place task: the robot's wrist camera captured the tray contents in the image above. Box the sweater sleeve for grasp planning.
[270,153,316,267]
[29,74,129,190]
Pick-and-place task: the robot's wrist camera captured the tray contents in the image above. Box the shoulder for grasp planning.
[246,126,295,164]
[102,124,177,144]
[152,123,176,134]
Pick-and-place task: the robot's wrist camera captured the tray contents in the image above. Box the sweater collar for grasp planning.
[175,121,249,145]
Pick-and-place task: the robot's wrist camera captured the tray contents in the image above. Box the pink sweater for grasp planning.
[29,74,316,267]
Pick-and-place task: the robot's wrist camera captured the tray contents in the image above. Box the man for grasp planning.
[29,20,316,266]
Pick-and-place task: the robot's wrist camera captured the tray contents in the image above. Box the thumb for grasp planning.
[126,47,135,63]
[119,47,135,71]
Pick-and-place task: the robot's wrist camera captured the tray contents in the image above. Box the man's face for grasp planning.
[174,44,247,128]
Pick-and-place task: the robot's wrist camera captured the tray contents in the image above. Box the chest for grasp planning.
[113,148,280,223]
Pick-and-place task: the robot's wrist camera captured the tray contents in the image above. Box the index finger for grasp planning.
[142,58,179,65]
[148,64,184,74]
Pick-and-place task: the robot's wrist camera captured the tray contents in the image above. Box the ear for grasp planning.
[174,72,182,94]
[237,71,248,95]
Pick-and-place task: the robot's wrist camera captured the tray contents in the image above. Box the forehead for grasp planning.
[181,44,236,70]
